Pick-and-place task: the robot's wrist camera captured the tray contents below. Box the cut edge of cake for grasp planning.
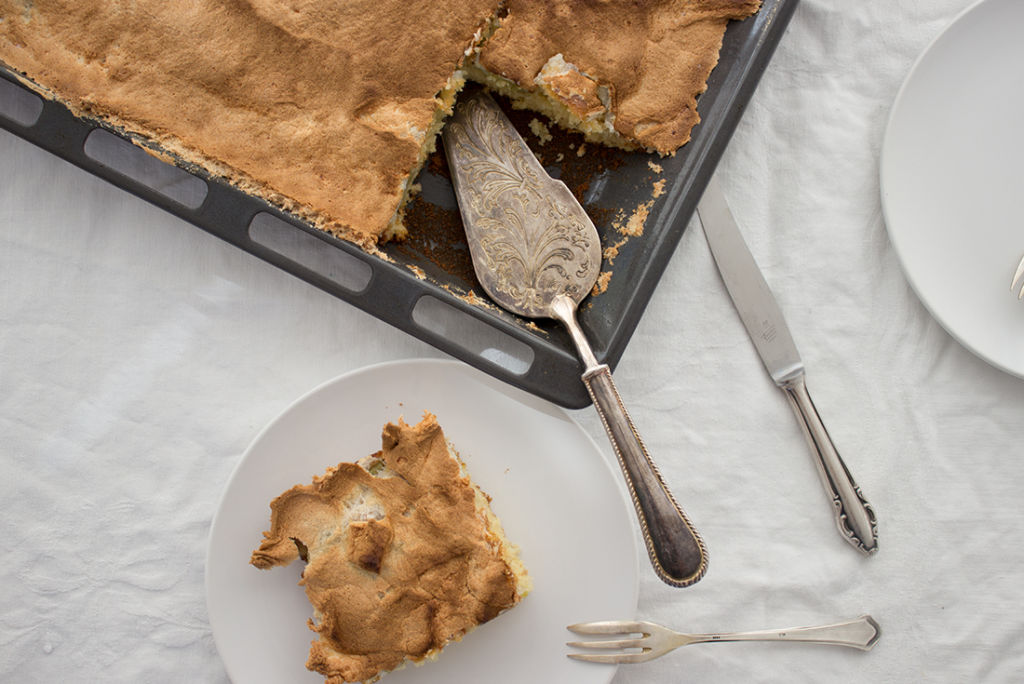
[463,53,639,154]
[379,14,489,244]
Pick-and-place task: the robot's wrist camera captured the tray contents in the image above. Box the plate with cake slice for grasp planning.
[206,358,639,684]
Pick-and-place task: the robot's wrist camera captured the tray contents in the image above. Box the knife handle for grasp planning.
[781,375,878,555]
[583,365,708,587]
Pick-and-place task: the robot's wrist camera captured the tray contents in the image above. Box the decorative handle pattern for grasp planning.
[781,375,878,555]
[548,294,706,587]
[582,366,708,587]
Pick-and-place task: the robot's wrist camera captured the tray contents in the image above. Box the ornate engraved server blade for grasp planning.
[443,91,708,588]
[442,92,600,318]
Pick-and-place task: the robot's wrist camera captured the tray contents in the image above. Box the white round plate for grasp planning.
[880,0,1024,378]
[206,358,639,684]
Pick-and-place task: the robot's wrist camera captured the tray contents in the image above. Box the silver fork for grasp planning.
[566,615,880,664]
[1012,254,1024,299]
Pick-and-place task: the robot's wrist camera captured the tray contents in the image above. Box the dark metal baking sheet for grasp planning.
[0,0,796,408]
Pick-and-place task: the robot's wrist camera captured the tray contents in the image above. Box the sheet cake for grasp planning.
[0,1,759,250]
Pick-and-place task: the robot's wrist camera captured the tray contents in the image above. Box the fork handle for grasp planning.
[691,615,880,651]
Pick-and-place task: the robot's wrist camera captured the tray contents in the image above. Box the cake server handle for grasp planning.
[551,296,708,588]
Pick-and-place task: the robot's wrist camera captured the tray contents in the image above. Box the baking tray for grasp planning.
[0,0,796,409]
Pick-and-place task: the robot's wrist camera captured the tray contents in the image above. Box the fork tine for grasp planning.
[567,621,658,664]
[567,620,649,635]
[566,638,646,650]
[568,651,654,664]
[1012,255,1024,297]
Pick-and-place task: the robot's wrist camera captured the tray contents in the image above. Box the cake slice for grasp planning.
[251,413,530,684]
[470,0,762,154]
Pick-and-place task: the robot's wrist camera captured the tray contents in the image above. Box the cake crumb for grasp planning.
[459,289,492,308]
[610,208,627,233]
[603,237,628,264]
[647,160,663,174]
[651,178,666,198]
[619,200,653,237]
[591,271,613,296]
[576,143,587,157]
[528,118,552,144]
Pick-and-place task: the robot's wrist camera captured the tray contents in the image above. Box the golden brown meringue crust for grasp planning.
[0,0,761,248]
[251,413,526,684]
[477,0,763,154]
[0,0,497,247]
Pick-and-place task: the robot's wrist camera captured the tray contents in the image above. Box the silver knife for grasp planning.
[696,176,878,555]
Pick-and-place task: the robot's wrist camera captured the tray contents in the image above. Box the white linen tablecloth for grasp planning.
[3,1,1023,681]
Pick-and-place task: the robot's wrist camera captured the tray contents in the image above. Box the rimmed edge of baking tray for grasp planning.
[0,0,796,408]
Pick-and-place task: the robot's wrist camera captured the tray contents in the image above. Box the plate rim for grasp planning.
[203,357,640,683]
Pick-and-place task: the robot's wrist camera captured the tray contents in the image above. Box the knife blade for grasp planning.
[696,176,878,555]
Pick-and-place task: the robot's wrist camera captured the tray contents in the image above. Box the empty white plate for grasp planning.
[205,358,638,684]
[881,0,1024,378]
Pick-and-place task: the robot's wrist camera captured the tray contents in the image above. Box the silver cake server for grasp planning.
[442,91,707,587]
[696,175,877,555]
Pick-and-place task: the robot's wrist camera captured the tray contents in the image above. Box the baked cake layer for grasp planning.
[0,0,496,248]
[0,1,760,248]
[474,0,762,154]
[251,413,530,684]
